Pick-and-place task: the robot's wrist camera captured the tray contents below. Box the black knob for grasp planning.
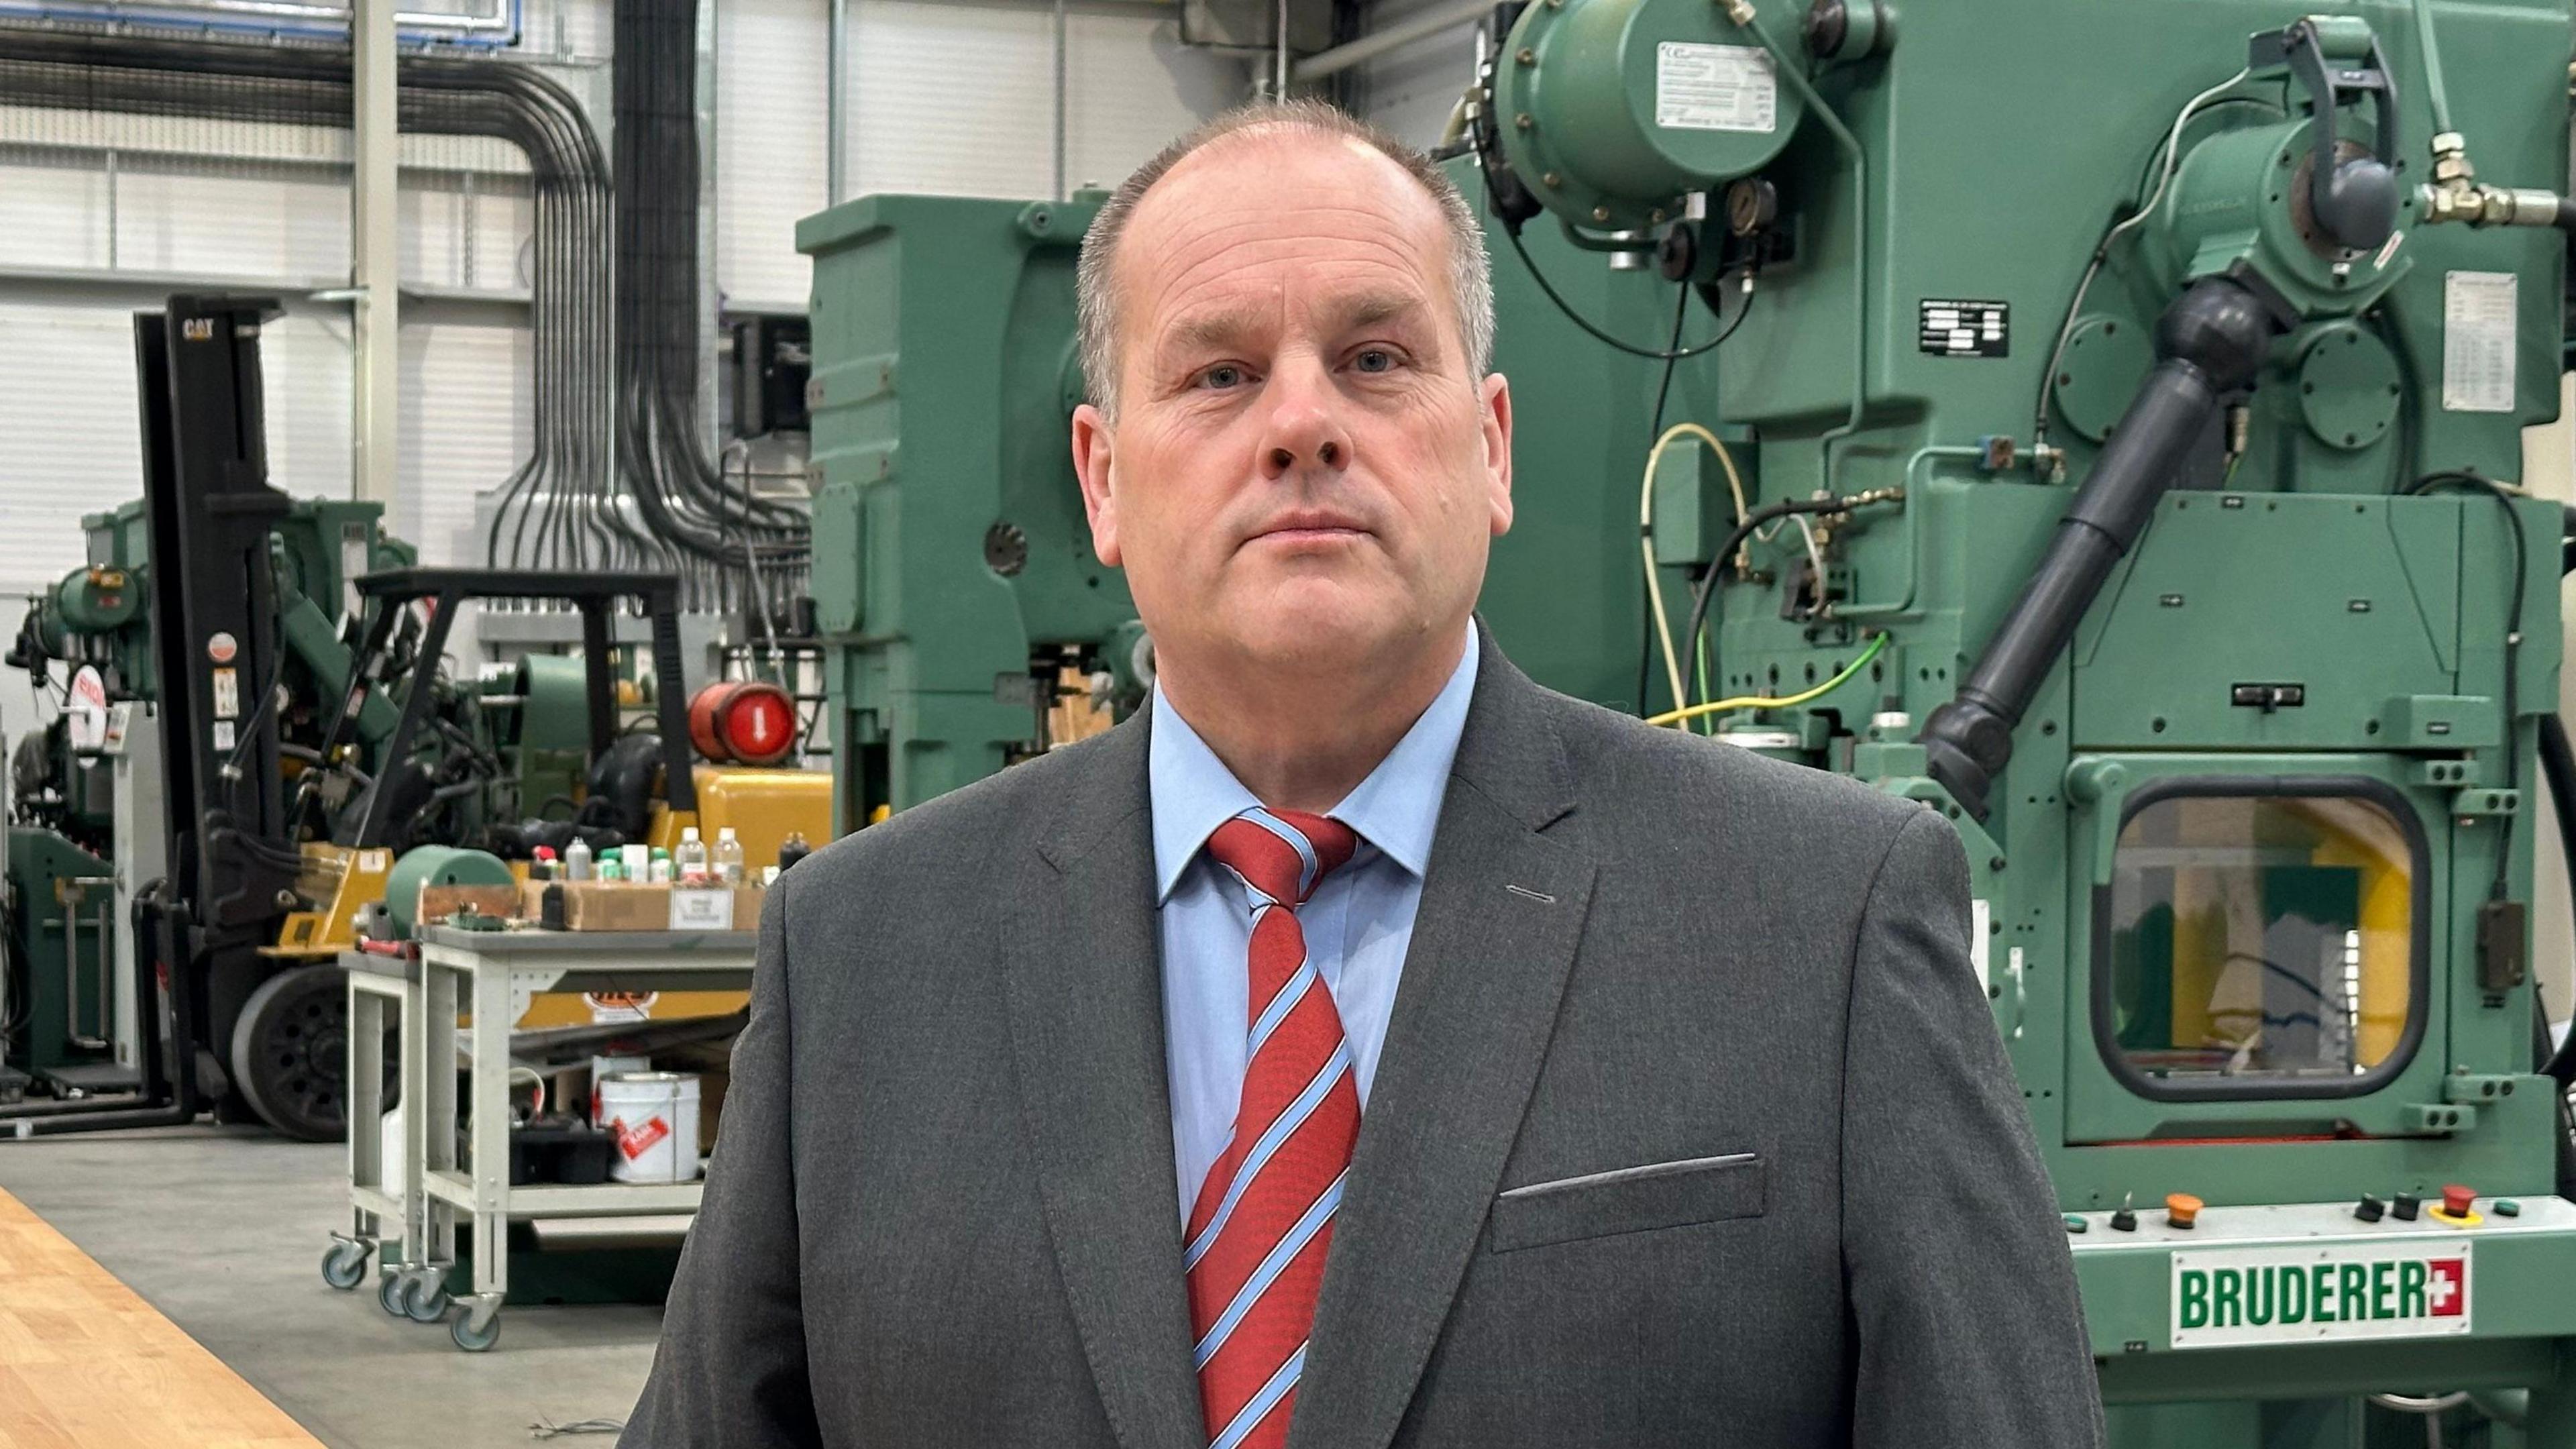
[1802,0,1848,58]
[2109,1205,2138,1232]
[2321,157,2401,253]
[1656,223,1702,283]
[2391,1192,2421,1222]
[2353,1193,2385,1223]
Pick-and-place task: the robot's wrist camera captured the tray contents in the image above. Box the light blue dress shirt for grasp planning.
[1150,627,1481,1225]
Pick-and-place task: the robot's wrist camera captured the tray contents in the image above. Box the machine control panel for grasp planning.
[2065,1194,2576,1248]
[2067,1196,2575,1351]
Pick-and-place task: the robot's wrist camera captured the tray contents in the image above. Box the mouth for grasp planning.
[1246,511,1371,547]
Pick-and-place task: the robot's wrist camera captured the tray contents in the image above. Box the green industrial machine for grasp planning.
[797,176,1707,825]
[800,0,2576,1439]
[798,195,1139,828]
[5,496,413,1103]
[11,496,402,704]
[1464,1,2576,1442]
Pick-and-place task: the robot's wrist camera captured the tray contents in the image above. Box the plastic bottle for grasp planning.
[714,826,745,886]
[597,856,626,882]
[649,847,672,884]
[674,826,708,883]
[777,831,812,873]
[564,835,594,881]
[531,846,557,881]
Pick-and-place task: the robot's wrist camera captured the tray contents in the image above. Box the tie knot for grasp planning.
[1204,808,1356,908]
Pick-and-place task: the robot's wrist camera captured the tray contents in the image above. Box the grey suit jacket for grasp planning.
[622,634,2104,1448]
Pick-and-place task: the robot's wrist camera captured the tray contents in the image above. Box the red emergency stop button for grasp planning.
[2428,1183,2485,1228]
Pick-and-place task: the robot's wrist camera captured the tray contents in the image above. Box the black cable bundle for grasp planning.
[0,21,810,624]
[609,0,808,625]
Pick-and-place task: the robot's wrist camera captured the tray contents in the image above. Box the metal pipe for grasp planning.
[2410,0,2455,133]
[827,0,849,204]
[61,878,117,1050]
[351,0,400,508]
[103,147,117,269]
[1735,7,1867,493]
[9,1100,197,1134]
[1290,0,1489,83]
[1273,0,1287,96]
[1836,445,1983,617]
[62,890,83,1048]
[1055,0,1070,197]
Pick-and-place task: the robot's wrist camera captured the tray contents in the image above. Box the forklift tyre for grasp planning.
[229,964,351,1143]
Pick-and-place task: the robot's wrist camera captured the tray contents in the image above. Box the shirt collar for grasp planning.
[1148,625,1480,903]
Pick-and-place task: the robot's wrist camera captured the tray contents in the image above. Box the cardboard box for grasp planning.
[518,879,766,932]
[416,882,522,926]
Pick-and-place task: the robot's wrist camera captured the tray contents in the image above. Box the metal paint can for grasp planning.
[600,1071,702,1183]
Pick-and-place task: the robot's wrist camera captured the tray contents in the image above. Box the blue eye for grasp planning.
[1352,349,1396,374]
[1200,364,1247,389]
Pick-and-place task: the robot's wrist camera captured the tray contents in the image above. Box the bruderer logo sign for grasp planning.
[2171,1243,2473,1349]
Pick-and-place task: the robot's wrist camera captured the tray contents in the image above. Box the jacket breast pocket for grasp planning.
[1487,1152,1768,1253]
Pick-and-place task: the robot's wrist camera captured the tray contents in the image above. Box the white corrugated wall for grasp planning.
[0,0,1246,610]
[716,0,1246,310]
[1345,0,1477,148]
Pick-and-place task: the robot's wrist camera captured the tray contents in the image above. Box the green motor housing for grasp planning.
[1492,0,1809,230]
[383,845,515,939]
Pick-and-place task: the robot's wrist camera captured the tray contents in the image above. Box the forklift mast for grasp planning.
[133,295,302,1125]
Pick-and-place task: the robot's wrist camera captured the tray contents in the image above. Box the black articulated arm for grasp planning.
[1919,275,2285,820]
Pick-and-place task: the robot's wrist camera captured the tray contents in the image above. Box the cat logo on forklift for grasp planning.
[2171,1243,2472,1348]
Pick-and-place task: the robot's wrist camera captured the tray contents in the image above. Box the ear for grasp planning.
[1070,402,1123,566]
[1480,372,1514,537]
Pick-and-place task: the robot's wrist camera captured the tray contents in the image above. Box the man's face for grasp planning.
[1071,129,1512,685]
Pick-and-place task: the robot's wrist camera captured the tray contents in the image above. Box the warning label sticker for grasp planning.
[2442,270,2516,413]
[1654,42,1776,133]
[2171,1240,2471,1350]
[613,1115,670,1161]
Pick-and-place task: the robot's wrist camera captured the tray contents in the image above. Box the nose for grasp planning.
[1254,356,1354,480]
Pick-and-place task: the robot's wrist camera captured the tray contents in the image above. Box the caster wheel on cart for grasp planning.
[321,1242,368,1291]
[451,1312,500,1352]
[400,1270,450,1324]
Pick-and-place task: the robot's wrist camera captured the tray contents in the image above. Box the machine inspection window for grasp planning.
[2093,781,2427,1100]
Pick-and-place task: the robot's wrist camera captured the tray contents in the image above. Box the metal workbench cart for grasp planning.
[326,924,755,1350]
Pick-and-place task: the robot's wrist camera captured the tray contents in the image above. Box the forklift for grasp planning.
[3,295,705,1140]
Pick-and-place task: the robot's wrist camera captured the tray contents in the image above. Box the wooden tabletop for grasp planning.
[0,1187,321,1449]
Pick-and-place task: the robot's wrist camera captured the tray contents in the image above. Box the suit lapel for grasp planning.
[1004,714,1205,1449]
[1289,641,1598,1449]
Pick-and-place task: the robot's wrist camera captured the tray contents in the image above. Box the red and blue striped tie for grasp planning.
[1186,806,1360,1449]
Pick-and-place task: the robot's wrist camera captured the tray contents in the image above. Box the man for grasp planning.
[623,101,2102,1448]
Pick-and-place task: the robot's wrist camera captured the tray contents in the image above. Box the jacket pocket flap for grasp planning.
[1489,1152,1766,1253]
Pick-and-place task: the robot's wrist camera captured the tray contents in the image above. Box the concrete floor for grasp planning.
[0,1124,662,1448]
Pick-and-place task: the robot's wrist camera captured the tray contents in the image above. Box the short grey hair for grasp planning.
[1075,99,1495,421]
